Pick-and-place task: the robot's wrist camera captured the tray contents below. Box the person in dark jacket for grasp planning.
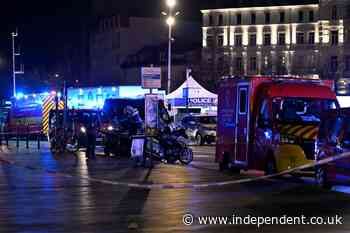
[86,115,99,160]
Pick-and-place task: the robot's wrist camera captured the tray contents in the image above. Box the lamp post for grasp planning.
[11,31,18,97]
[163,0,178,94]
[11,29,24,98]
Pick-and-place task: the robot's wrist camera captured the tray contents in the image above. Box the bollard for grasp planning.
[6,133,8,147]
[26,126,29,149]
[16,127,19,148]
[37,133,41,150]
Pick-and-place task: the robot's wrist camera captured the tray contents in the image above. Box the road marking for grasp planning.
[0,152,350,190]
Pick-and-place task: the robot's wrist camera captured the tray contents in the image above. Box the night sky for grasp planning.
[0,0,218,97]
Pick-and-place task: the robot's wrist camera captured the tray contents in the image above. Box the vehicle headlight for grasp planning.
[107,125,114,131]
[80,127,86,133]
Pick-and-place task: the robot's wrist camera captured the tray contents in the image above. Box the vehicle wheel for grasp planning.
[196,134,203,146]
[166,156,177,164]
[265,156,277,175]
[179,148,193,165]
[230,167,241,174]
[104,147,111,157]
[315,166,332,190]
[219,153,229,171]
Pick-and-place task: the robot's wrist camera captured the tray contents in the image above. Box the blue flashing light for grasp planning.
[16,92,24,99]
[33,94,37,98]
[98,88,102,95]
[57,92,62,98]
[112,87,117,92]
[24,95,28,99]
[43,92,50,96]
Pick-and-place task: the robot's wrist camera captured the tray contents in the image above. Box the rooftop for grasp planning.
[202,0,319,11]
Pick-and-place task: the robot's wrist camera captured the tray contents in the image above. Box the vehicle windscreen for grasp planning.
[198,116,217,124]
[275,98,338,123]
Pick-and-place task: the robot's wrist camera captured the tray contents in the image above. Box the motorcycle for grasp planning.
[143,125,193,165]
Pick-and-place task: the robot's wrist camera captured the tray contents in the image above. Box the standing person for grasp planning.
[86,115,98,160]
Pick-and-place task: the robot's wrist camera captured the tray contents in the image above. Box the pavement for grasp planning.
[0,142,349,233]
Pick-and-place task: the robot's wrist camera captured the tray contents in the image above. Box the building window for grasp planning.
[237,13,242,25]
[278,33,286,45]
[297,32,305,44]
[235,34,242,46]
[298,11,304,22]
[309,10,314,22]
[206,35,214,47]
[331,31,339,45]
[264,33,271,45]
[249,34,256,46]
[209,15,213,26]
[308,32,315,44]
[218,35,224,47]
[331,6,337,20]
[265,12,270,24]
[251,13,256,24]
[331,56,338,72]
[218,14,224,26]
[280,12,285,23]
[345,56,350,71]
[236,57,243,73]
[250,57,257,72]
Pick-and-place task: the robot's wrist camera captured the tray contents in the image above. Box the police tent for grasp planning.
[165,76,217,119]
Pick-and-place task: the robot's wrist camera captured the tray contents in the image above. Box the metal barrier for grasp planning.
[0,127,42,150]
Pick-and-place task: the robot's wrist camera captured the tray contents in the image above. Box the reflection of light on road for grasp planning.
[76,152,95,224]
[143,166,192,231]
[144,189,192,231]
[333,186,350,194]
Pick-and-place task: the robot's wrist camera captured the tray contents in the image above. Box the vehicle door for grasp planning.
[338,116,350,181]
[235,83,250,166]
[254,99,273,166]
[328,116,347,181]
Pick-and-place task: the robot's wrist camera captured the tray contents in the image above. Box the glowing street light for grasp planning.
[162,0,179,94]
[166,0,176,8]
[166,16,175,26]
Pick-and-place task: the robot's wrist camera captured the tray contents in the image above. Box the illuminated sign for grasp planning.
[142,67,162,89]
[172,98,218,107]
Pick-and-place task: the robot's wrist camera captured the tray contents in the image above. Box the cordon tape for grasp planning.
[0,152,350,190]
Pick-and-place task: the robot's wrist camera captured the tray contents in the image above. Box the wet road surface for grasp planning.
[0,143,349,233]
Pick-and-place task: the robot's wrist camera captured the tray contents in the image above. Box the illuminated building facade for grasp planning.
[201,0,350,89]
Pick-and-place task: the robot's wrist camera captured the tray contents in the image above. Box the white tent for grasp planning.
[166,77,217,115]
[166,76,217,100]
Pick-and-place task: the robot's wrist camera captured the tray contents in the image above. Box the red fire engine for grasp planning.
[216,76,339,174]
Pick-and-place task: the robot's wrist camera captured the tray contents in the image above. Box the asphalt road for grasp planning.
[0,143,349,233]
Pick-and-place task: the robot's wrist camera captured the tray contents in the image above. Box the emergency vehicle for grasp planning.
[216,76,339,174]
[6,92,64,135]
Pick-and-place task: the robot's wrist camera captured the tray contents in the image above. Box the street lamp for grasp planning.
[163,0,179,94]
[166,0,176,8]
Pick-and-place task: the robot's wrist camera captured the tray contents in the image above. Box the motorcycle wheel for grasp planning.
[166,154,178,164]
[179,148,193,165]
